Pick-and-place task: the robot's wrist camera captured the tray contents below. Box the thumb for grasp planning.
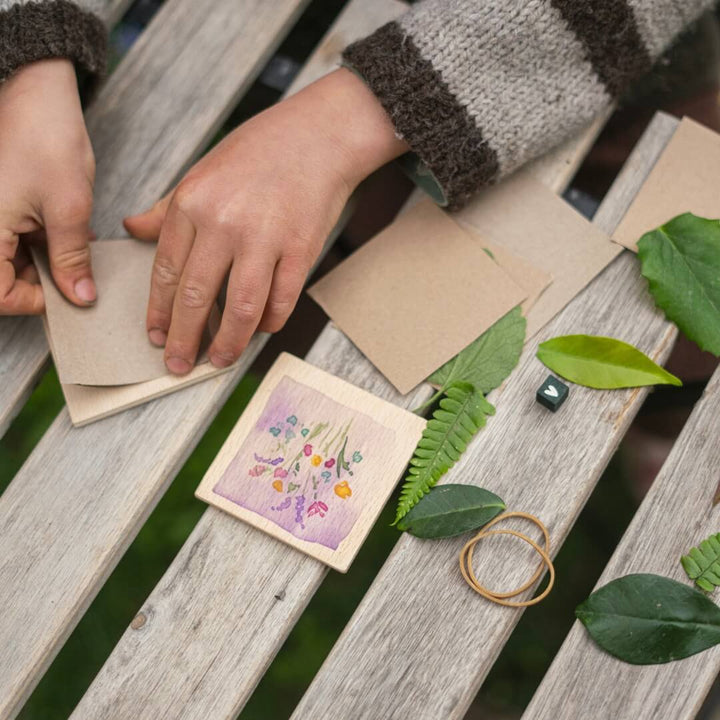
[124,192,173,241]
[44,194,96,306]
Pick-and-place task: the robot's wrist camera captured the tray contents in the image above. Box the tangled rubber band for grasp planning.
[459,511,555,607]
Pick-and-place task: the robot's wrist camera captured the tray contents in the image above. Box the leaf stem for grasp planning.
[412,387,445,415]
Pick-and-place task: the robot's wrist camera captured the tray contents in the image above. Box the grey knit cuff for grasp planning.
[0,0,107,102]
[343,21,499,209]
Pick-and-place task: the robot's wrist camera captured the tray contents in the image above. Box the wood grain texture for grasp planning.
[0,0,311,439]
[70,63,619,720]
[522,380,720,719]
[0,0,314,716]
[287,113,680,720]
[0,317,48,438]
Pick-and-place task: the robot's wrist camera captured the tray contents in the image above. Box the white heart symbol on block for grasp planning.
[545,385,559,398]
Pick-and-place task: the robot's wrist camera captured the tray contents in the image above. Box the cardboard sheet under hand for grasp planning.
[36,239,171,386]
[456,170,621,340]
[613,117,720,252]
[307,199,527,395]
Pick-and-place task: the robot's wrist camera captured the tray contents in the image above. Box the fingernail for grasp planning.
[166,356,191,375]
[148,328,167,347]
[74,277,96,304]
[210,353,233,369]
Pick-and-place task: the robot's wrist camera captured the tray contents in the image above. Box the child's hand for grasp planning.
[0,59,96,315]
[125,68,406,374]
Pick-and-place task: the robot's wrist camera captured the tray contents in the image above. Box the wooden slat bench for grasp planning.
[0,2,716,719]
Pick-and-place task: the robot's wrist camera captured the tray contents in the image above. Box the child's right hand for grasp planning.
[0,58,96,315]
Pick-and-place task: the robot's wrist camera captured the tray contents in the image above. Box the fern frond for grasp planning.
[394,382,494,524]
[681,533,720,592]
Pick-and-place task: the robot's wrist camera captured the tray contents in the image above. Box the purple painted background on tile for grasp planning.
[213,376,395,550]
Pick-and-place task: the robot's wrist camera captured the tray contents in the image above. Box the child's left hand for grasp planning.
[125,68,406,375]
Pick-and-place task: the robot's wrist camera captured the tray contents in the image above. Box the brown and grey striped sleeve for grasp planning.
[343,0,716,208]
[0,0,107,97]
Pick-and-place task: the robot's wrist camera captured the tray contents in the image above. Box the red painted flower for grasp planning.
[303,444,313,456]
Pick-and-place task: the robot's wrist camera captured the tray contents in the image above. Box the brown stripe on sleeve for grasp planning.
[0,0,107,100]
[343,21,499,209]
[550,0,653,97]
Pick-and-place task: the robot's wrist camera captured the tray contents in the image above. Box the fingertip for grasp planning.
[165,355,192,375]
[209,349,237,369]
[148,327,167,347]
[123,212,158,241]
[73,276,97,305]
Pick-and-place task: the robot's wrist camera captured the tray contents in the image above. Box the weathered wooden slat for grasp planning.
[523,376,720,719]
[69,46,615,720]
[91,0,134,26]
[287,113,680,720]
[0,0,311,439]
[98,0,134,27]
[0,0,315,716]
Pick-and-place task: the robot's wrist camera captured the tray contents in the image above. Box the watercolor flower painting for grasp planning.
[213,375,395,550]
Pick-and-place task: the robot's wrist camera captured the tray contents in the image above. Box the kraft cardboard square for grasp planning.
[34,238,229,426]
[59,360,236,427]
[479,239,552,315]
[614,117,720,252]
[196,353,426,572]
[456,170,621,340]
[307,199,528,395]
[35,240,170,386]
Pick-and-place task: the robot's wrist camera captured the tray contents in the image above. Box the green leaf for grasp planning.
[394,382,494,525]
[396,484,505,538]
[428,307,526,395]
[576,574,720,664]
[536,335,681,389]
[681,533,720,592]
[638,213,720,356]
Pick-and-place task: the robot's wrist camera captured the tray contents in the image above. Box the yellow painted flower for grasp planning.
[334,481,352,499]
[311,454,322,466]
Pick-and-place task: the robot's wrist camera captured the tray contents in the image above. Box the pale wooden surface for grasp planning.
[0,0,314,716]
[0,0,311,440]
[288,113,680,720]
[523,372,720,719]
[196,353,425,571]
[69,74,618,720]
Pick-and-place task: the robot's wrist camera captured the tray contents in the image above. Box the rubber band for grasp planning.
[459,512,555,607]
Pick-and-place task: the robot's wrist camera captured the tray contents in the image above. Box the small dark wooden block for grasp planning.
[536,375,569,412]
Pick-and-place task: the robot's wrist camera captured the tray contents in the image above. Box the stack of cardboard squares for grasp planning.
[34,240,233,427]
[309,170,621,394]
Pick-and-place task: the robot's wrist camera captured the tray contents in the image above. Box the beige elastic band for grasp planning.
[459,511,555,607]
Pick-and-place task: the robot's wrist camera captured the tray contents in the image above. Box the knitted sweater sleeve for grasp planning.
[343,0,716,208]
[0,0,107,98]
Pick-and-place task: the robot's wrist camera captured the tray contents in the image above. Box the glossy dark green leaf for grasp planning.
[638,213,720,356]
[394,382,494,524]
[536,335,681,389]
[396,484,505,538]
[576,573,720,664]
